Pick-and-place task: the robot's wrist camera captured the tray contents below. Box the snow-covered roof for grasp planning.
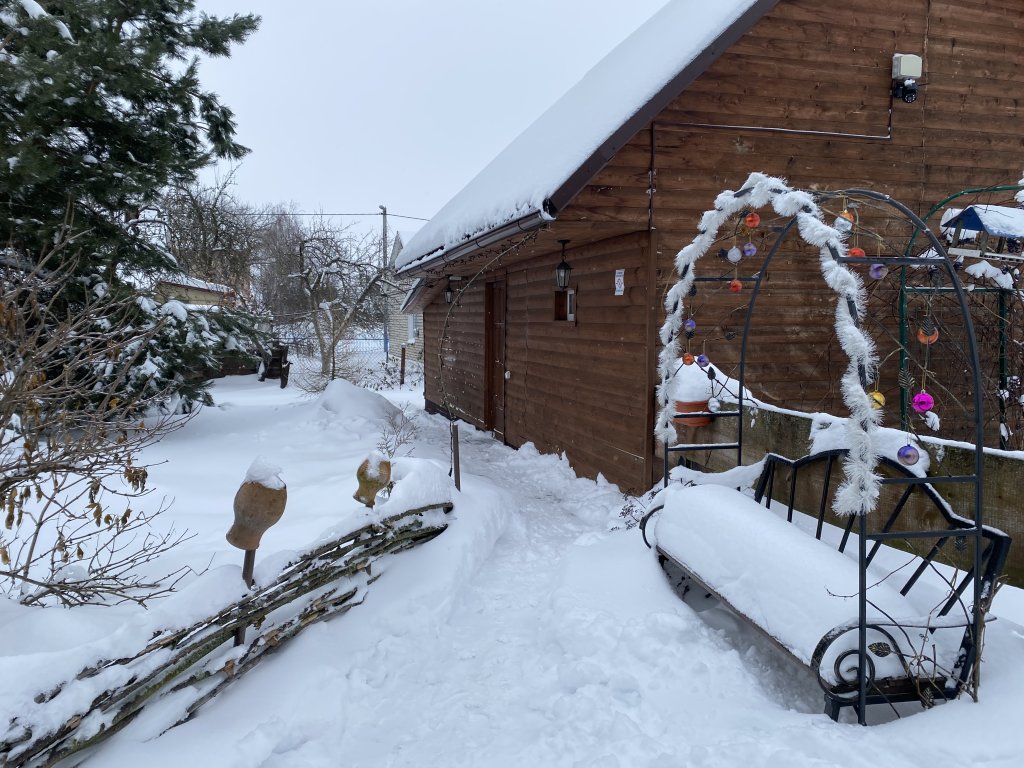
[943,205,1024,240]
[396,0,769,273]
[158,274,233,294]
[389,228,422,267]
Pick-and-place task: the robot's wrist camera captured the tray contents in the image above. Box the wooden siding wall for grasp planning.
[572,0,1024,420]
[504,233,653,489]
[424,232,655,490]
[424,285,487,429]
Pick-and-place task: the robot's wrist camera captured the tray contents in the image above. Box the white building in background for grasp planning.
[385,230,424,366]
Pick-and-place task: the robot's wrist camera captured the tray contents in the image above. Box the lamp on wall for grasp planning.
[555,240,572,290]
[443,279,454,304]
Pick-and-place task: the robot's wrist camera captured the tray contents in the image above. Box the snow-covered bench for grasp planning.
[644,450,1010,721]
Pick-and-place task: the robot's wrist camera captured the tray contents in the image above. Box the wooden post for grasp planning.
[400,344,407,386]
[451,421,461,491]
[233,549,256,647]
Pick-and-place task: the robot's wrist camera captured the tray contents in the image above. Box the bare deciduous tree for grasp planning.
[1,254,192,607]
[160,168,268,302]
[253,213,391,390]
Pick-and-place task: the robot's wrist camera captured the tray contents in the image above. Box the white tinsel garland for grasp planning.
[656,172,881,516]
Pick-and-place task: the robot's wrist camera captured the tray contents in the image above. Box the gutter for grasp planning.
[397,207,552,277]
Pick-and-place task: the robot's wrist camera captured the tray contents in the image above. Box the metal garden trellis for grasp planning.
[900,184,1024,447]
[657,173,987,724]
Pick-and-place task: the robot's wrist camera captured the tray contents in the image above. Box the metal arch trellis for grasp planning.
[899,183,1024,446]
[656,173,986,725]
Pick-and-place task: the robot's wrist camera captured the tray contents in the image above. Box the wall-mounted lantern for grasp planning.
[555,240,572,290]
[443,279,454,304]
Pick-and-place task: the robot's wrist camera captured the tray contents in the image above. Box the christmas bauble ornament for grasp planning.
[744,212,761,229]
[916,327,939,345]
[912,391,934,413]
[869,263,888,280]
[897,444,920,466]
[727,246,743,264]
[869,391,885,409]
[684,318,697,333]
[742,242,757,258]
[696,354,710,368]
[848,246,866,258]
[683,353,695,365]
[729,279,743,293]
[707,398,721,413]
[834,211,854,232]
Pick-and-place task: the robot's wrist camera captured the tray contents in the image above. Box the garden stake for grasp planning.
[226,459,287,647]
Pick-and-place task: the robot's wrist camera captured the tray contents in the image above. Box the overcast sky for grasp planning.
[195,0,670,236]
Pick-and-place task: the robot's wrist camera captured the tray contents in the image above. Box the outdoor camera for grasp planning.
[891,53,922,104]
[894,78,918,103]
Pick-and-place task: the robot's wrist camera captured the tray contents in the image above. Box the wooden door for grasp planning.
[485,280,507,440]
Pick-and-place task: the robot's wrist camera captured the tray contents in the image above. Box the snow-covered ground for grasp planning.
[3,376,1023,767]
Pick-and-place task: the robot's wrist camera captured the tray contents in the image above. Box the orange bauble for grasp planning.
[744,212,761,229]
[683,353,695,365]
[848,247,866,258]
[729,279,743,293]
[917,327,940,345]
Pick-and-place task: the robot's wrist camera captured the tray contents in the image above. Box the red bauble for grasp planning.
[683,353,695,365]
[744,212,761,229]
[848,247,866,258]
[729,279,743,293]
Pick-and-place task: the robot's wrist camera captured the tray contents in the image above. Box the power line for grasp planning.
[247,211,430,221]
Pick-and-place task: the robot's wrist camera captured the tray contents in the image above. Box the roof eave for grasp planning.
[397,207,552,277]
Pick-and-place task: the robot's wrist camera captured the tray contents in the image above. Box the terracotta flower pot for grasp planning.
[227,481,287,550]
[673,400,712,427]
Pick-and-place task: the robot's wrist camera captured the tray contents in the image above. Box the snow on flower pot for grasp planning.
[227,457,287,550]
[670,357,719,427]
[353,451,392,508]
[673,400,712,427]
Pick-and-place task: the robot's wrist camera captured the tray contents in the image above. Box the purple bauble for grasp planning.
[869,263,888,280]
[897,444,920,466]
[742,242,758,258]
[684,318,697,333]
[696,354,710,368]
[911,391,935,413]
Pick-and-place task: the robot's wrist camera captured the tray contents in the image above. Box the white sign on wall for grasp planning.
[614,269,625,296]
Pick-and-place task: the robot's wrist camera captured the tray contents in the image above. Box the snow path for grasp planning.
[82,381,1024,768]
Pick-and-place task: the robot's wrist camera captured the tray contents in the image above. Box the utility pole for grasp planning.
[380,204,389,358]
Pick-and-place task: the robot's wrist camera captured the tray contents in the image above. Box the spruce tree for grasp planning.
[0,0,261,410]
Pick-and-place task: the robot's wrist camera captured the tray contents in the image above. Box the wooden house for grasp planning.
[396,0,1024,493]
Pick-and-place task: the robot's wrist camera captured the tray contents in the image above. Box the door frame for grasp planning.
[484,279,507,441]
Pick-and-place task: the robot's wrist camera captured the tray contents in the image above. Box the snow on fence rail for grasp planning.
[1,500,452,768]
